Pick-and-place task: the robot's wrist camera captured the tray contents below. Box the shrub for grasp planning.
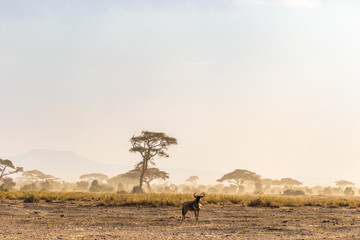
[229,198,243,205]
[131,186,144,193]
[24,194,40,203]
[283,189,305,196]
[2,191,360,209]
[248,198,262,207]
[338,200,349,207]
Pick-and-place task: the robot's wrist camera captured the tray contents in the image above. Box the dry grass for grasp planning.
[1,191,360,208]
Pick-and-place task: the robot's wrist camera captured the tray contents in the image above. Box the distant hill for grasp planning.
[11,149,131,182]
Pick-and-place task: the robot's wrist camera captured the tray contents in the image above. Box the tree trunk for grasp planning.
[0,166,7,180]
[146,182,151,192]
[137,158,148,193]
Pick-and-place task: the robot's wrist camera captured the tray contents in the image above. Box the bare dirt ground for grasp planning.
[1,200,360,239]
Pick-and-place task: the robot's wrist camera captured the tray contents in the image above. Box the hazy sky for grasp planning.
[1,0,360,184]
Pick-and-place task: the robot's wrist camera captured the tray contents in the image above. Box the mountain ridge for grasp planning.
[11,149,131,181]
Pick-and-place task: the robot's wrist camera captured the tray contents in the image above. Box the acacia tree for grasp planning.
[262,178,281,188]
[129,131,177,193]
[22,169,59,182]
[0,177,16,191]
[0,158,23,181]
[280,178,302,189]
[21,170,61,191]
[107,173,139,190]
[335,180,355,189]
[217,169,260,189]
[124,167,169,192]
[80,173,109,183]
[186,176,199,185]
[262,178,282,194]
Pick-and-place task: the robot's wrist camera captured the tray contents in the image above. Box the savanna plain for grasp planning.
[2,192,360,239]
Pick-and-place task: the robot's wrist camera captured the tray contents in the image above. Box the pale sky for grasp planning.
[1,0,360,184]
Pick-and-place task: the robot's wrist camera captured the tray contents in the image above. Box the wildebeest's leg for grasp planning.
[182,208,187,220]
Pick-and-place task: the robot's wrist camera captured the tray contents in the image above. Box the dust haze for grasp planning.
[2,0,360,239]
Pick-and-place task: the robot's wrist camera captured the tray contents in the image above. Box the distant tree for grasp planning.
[163,186,171,193]
[100,184,114,192]
[262,178,281,188]
[335,180,355,188]
[217,169,261,190]
[280,178,302,188]
[261,178,282,194]
[303,187,313,195]
[207,184,223,194]
[61,182,76,192]
[310,185,323,195]
[262,178,273,188]
[107,174,138,190]
[80,173,109,183]
[186,176,199,185]
[39,180,53,191]
[182,185,192,193]
[76,181,90,191]
[253,179,263,194]
[89,180,101,192]
[87,179,114,192]
[344,187,355,196]
[0,177,16,191]
[169,184,178,193]
[0,158,23,181]
[129,131,177,193]
[22,170,59,182]
[131,186,144,194]
[222,186,232,194]
[222,184,240,194]
[117,183,125,192]
[322,187,333,196]
[20,182,37,191]
[20,170,61,191]
[124,167,169,192]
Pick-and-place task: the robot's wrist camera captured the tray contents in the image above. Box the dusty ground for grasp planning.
[1,200,360,239]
